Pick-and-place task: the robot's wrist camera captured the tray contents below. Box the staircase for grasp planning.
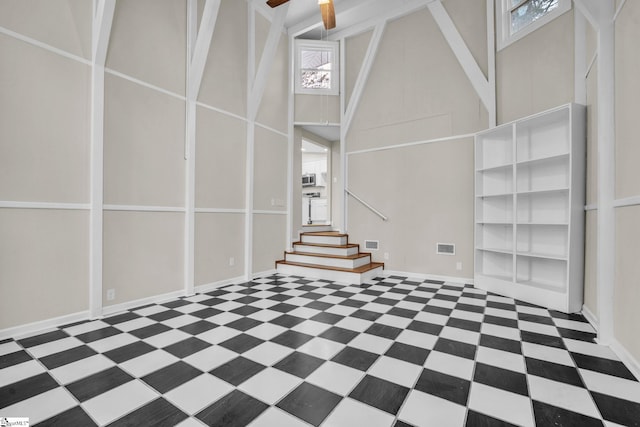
[275,231,384,284]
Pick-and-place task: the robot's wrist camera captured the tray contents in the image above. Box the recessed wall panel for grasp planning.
[103,211,184,306]
[253,214,286,274]
[0,209,89,329]
[195,213,245,286]
[253,127,288,212]
[104,74,186,207]
[0,34,90,203]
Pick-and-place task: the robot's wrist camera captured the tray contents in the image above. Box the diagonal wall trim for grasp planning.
[613,196,640,208]
[188,0,221,100]
[103,205,187,213]
[346,133,475,156]
[0,26,91,65]
[104,68,187,101]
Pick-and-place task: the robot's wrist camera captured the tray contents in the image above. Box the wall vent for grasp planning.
[364,240,379,251]
[437,243,455,255]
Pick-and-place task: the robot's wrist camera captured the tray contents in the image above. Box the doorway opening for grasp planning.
[301,139,330,225]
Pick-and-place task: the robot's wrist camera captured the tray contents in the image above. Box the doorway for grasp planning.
[301,139,330,225]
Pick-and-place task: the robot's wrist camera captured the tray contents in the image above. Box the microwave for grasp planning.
[302,173,316,187]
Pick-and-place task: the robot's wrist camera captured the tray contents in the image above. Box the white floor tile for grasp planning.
[450,310,484,323]
[246,297,279,309]
[176,303,209,314]
[324,304,358,316]
[82,380,158,425]
[319,296,347,305]
[248,407,309,427]
[480,323,521,341]
[1,387,77,424]
[206,311,242,325]
[143,329,191,348]
[238,367,301,405]
[306,361,364,395]
[395,301,425,312]
[165,374,233,415]
[297,337,345,360]
[518,321,560,337]
[396,330,438,350]
[120,349,179,377]
[564,338,619,360]
[27,337,84,358]
[425,351,475,381]
[50,354,115,384]
[132,305,167,316]
[0,341,22,356]
[247,309,282,322]
[484,307,518,320]
[348,333,393,354]
[175,416,208,427]
[87,333,138,353]
[0,360,45,388]
[162,314,201,329]
[476,346,526,374]
[427,298,456,309]
[516,306,549,317]
[579,369,640,404]
[522,342,575,366]
[243,341,293,366]
[468,383,535,427]
[183,345,238,372]
[113,317,156,332]
[369,356,422,388]
[376,314,412,329]
[413,311,449,325]
[245,323,288,340]
[552,318,596,333]
[63,320,109,336]
[323,397,394,427]
[195,326,239,345]
[528,375,601,419]
[291,320,331,336]
[335,317,372,332]
[439,326,479,345]
[398,390,466,427]
[360,302,393,313]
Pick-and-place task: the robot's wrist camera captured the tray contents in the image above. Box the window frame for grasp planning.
[496,0,572,50]
[294,39,340,96]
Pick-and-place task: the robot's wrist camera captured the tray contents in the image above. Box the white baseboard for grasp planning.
[102,289,187,317]
[610,338,640,382]
[195,275,247,294]
[383,270,474,285]
[0,310,90,341]
[581,304,599,331]
[252,269,277,279]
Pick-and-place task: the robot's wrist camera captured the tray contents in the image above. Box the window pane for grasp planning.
[301,70,331,89]
[511,0,559,33]
[301,50,332,71]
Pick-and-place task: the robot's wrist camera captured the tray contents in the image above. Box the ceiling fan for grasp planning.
[266,0,336,30]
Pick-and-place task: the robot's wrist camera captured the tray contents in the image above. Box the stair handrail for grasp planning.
[345,188,388,221]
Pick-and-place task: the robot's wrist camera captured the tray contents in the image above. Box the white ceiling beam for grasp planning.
[188,0,221,100]
[342,21,386,136]
[248,3,289,121]
[427,0,492,115]
[328,0,432,41]
[92,0,116,65]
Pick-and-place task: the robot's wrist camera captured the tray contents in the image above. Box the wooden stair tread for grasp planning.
[285,251,370,260]
[276,260,384,274]
[293,241,359,249]
[302,231,347,237]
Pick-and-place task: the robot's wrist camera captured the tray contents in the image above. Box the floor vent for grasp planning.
[437,243,455,255]
[364,240,379,251]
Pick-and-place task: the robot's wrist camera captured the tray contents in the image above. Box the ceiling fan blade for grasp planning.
[319,0,336,30]
[266,0,289,8]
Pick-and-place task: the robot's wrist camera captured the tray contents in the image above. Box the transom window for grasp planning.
[497,0,571,50]
[295,40,339,95]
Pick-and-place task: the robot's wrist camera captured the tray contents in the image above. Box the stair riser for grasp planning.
[301,235,347,245]
[293,244,359,256]
[277,263,383,284]
[300,225,333,233]
[285,253,371,269]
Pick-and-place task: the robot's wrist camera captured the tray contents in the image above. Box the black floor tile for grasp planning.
[196,389,268,427]
[148,309,183,322]
[486,301,516,311]
[433,338,477,360]
[102,312,140,325]
[517,312,555,325]
[349,375,409,415]
[365,323,402,340]
[179,320,218,335]
[234,296,260,305]
[0,372,59,409]
[385,342,429,365]
[18,330,68,348]
[162,299,191,309]
[447,317,482,332]
[219,333,264,354]
[225,317,263,332]
[465,410,518,426]
[532,400,603,427]
[373,297,398,306]
[273,351,325,379]
[40,345,97,370]
[129,323,171,339]
[301,292,324,300]
[270,303,298,313]
[319,326,359,344]
[311,312,344,325]
[270,314,306,328]
[305,301,333,311]
[338,299,367,308]
[483,315,518,329]
[414,368,470,406]
[479,334,522,354]
[395,421,414,427]
[405,295,430,305]
[455,303,485,314]
[557,327,597,342]
[473,362,528,396]
[433,293,459,302]
[388,307,419,319]
[163,337,211,358]
[269,294,293,302]
[332,346,379,371]
[230,305,261,316]
[572,352,637,380]
[422,305,452,316]
[38,405,98,427]
[525,357,584,387]
[271,330,314,349]
[350,309,383,321]
[104,341,155,363]
[108,398,188,427]
[0,350,32,369]
[66,366,133,402]
[74,326,122,344]
[199,297,226,306]
[591,391,640,427]
[190,307,223,319]
[278,382,342,426]
[142,361,202,393]
[210,357,266,386]
[407,320,442,336]
[520,331,565,349]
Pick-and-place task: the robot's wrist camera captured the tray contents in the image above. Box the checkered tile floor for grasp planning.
[2,275,640,426]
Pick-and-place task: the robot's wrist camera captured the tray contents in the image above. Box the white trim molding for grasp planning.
[610,339,640,382]
[0,311,90,341]
[582,304,599,332]
[613,195,640,209]
[0,201,90,210]
[347,133,475,156]
[0,26,91,66]
[195,275,247,294]
[101,290,186,317]
[103,205,187,213]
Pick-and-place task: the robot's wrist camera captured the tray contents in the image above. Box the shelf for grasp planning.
[517,279,565,293]
[516,221,569,226]
[516,251,567,261]
[476,163,513,173]
[477,192,513,198]
[477,247,513,255]
[516,188,569,196]
[477,221,513,225]
[516,152,569,166]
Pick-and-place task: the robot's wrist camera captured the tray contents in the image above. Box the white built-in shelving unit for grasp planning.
[474,104,586,313]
